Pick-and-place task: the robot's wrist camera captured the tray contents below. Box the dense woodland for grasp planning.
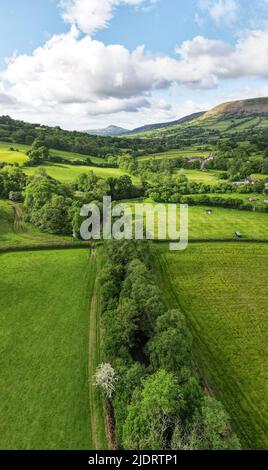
[0,116,170,157]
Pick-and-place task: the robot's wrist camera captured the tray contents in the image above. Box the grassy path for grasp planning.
[87,249,108,450]
[12,202,28,233]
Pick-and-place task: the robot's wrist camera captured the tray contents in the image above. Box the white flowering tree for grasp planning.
[94,363,117,399]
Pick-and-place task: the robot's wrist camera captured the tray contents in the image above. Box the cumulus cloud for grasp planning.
[175,30,268,85]
[1,26,268,127]
[59,0,146,35]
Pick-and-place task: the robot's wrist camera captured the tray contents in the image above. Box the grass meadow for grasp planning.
[138,148,210,161]
[0,141,104,165]
[0,141,29,164]
[23,163,139,184]
[153,242,268,449]
[0,248,106,450]
[175,169,222,184]
[126,200,268,241]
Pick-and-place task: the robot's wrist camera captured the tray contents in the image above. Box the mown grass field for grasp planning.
[153,242,268,449]
[0,248,106,450]
[0,199,76,250]
[138,148,210,161]
[175,169,221,184]
[127,200,268,241]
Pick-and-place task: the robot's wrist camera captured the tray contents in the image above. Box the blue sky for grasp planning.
[1,0,266,61]
[0,0,267,129]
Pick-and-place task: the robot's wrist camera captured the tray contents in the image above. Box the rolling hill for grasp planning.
[85,125,130,136]
[128,96,268,139]
[202,97,268,119]
[128,111,205,134]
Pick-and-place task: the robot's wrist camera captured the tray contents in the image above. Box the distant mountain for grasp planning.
[85,125,130,136]
[201,97,268,120]
[129,112,205,134]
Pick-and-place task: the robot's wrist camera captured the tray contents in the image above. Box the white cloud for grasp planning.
[210,0,238,24]
[198,0,239,26]
[175,30,268,85]
[177,36,231,58]
[59,0,146,35]
[1,26,268,128]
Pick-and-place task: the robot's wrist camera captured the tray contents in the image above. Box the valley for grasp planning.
[0,96,268,450]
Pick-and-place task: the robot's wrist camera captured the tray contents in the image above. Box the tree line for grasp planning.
[97,240,241,450]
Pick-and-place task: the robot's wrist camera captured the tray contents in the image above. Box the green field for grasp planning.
[175,169,221,184]
[0,141,28,164]
[0,141,104,165]
[127,200,268,241]
[251,173,268,180]
[47,148,104,164]
[138,149,210,161]
[0,248,106,450]
[0,199,76,250]
[0,139,139,183]
[24,163,138,184]
[154,243,268,449]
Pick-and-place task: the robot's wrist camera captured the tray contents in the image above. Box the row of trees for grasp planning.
[180,194,268,213]
[98,240,241,450]
[147,174,267,204]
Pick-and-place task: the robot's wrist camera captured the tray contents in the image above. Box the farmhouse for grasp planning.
[188,156,204,164]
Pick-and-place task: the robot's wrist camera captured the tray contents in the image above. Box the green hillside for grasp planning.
[128,97,268,155]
